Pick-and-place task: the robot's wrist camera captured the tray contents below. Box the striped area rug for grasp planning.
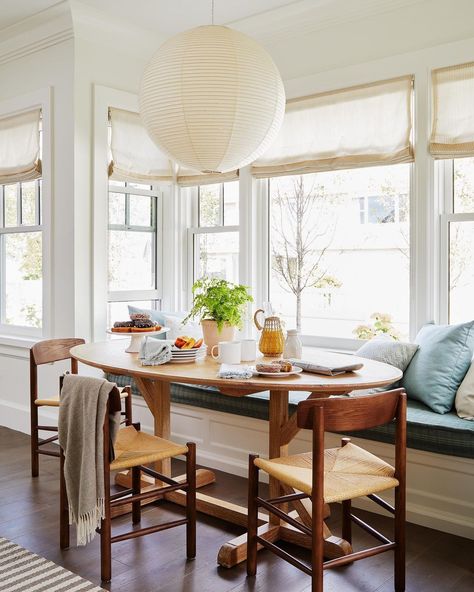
[0,537,105,592]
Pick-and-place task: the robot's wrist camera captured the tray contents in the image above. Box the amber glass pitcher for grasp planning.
[254,309,285,356]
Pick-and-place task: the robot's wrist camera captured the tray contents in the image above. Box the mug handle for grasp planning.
[211,344,219,360]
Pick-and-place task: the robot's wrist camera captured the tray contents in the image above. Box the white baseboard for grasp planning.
[2,394,473,540]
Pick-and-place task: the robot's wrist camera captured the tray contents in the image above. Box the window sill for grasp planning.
[0,334,41,354]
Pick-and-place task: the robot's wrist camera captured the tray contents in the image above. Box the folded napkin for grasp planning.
[139,337,172,366]
[218,363,253,379]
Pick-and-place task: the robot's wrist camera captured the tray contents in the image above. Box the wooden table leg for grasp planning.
[268,390,289,522]
[134,376,171,476]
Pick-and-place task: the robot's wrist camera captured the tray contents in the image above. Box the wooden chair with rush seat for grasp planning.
[246,388,407,592]
[30,338,133,477]
[58,378,197,583]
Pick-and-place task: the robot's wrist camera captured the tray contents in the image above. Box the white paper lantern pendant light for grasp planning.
[139,1,285,174]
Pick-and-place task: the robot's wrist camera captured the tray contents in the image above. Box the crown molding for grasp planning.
[0,0,428,67]
[0,2,73,67]
[230,0,427,46]
[70,0,162,60]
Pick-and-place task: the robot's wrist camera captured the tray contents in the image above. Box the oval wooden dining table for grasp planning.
[70,340,402,568]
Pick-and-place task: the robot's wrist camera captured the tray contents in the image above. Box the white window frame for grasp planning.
[0,89,51,339]
[437,158,474,325]
[186,183,240,309]
[107,181,162,309]
[256,166,415,351]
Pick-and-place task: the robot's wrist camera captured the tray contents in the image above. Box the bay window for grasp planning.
[107,180,161,324]
[267,164,411,339]
[0,179,42,330]
[440,158,474,324]
[0,106,44,335]
[188,180,240,285]
[431,62,474,325]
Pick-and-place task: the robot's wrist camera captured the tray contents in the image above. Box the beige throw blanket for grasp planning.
[58,375,121,546]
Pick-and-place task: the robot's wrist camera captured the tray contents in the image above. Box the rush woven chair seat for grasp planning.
[30,338,133,477]
[254,443,399,503]
[59,376,196,584]
[247,388,407,592]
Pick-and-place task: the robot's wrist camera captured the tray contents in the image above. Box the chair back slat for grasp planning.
[31,338,85,366]
[297,389,404,432]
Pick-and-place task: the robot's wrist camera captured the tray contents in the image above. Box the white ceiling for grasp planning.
[0,0,308,34]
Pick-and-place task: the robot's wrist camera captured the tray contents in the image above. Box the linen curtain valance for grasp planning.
[251,75,414,178]
[430,62,474,158]
[109,107,238,185]
[0,108,42,184]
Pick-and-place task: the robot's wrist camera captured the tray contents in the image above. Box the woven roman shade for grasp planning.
[0,108,41,184]
[109,107,238,186]
[108,108,173,182]
[252,75,414,178]
[430,62,474,158]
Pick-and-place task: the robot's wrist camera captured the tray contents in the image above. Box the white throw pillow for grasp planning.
[163,314,202,341]
[355,338,419,372]
[455,360,474,420]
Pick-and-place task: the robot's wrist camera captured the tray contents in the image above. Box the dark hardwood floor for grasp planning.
[0,426,472,591]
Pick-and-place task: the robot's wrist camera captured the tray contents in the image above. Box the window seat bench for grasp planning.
[107,373,474,460]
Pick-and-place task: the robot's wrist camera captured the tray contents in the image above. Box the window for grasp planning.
[188,181,239,284]
[107,180,161,324]
[441,157,474,324]
[0,180,42,330]
[267,164,410,339]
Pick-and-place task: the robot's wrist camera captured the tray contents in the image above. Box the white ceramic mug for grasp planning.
[211,341,241,364]
[240,338,257,362]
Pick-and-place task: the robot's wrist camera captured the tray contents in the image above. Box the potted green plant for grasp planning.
[184,277,253,353]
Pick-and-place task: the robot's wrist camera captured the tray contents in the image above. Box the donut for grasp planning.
[111,326,131,333]
[130,313,151,322]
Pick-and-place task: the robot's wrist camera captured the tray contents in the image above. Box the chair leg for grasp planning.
[394,484,406,592]
[186,442,196,560]
[247,454,259,577]
[59,450,69,549]
[132,466,141,525]
[124,387,133,426]
[342,499,352,544]
[312,493,324,592]
[101,459,112,583]
[31,404,39,477]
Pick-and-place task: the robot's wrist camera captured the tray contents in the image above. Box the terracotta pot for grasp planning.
[201,320,236,355]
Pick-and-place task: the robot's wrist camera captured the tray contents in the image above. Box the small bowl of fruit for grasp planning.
[169,336,206,363]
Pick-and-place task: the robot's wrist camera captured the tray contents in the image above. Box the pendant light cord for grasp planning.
[211,0,214,25]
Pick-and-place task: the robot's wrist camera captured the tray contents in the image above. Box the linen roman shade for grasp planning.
[109,107,174,182]
[109,107,238,186]
[0,108,42,184]
[252,75,414,178]
[430,62,474,158]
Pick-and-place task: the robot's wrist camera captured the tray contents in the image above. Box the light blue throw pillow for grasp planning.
[401,321,474,414]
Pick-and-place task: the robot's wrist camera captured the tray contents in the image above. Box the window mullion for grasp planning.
[17,183,21,226]
[0,234,5,324]
[125,193,130,226]
[220,183,224,226]
[0,185,4,228]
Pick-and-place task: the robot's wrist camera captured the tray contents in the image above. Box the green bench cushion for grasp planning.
[107,373,474,459]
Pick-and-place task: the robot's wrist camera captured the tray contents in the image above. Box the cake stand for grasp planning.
[106,327,170,353]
